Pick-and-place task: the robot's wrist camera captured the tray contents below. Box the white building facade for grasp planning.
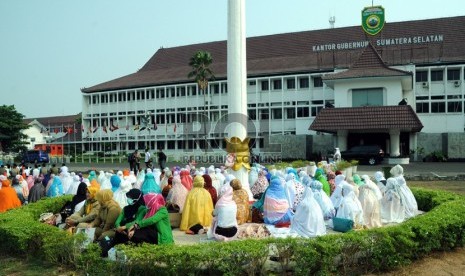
[81,16,465,161]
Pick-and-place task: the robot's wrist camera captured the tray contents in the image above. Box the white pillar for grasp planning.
[227,0,253,200]
[389,129,401,157]
[337,130,348,151]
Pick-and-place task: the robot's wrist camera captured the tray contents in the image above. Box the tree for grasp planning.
[187,50,215,151]
[0,105,29,152]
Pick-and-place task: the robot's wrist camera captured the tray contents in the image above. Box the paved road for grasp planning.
[63,161,465,177]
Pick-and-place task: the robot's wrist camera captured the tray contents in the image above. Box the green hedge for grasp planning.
[1,188,464,275]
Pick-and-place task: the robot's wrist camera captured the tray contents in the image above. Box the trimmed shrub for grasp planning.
[1,189,465,275]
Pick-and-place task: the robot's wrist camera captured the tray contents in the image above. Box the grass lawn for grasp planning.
[408,180,465,195]
[1,180,464,275]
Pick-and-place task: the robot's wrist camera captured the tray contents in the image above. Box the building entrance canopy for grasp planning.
[309,105,423,134]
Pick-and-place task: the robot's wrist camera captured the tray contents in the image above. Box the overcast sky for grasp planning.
[2,0,465,119]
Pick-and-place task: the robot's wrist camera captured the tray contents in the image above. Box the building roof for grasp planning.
[322,42,411,80]
[82,16,465,93]
[309,105,423,133]
[23,114,81,126]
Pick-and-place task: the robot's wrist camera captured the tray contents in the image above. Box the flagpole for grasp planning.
[61,124,64,164]
[74,123,76,164]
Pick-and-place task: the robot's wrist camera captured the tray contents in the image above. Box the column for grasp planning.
[226,0,253,200]
[337,130,348,151]
[389,129,401,157]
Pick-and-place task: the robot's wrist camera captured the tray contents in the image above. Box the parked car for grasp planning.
[22,150,50,163]
[341,145,384,165]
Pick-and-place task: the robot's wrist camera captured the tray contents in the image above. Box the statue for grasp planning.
[334,147,341,162]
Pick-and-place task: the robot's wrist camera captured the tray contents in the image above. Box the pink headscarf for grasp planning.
[215,184,235,208]
[143,193,165,219]
[180,170,193,191]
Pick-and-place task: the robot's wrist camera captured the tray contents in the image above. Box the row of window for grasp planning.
[88,76,326,105]
[416,69,464,82]
[416,101,463,113]
[258,76,323,91]
[86,105,325,127]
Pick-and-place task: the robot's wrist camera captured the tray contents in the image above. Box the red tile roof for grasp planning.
[323,43,411,80]
[309,105,423,133]
[24,114,81,125]
[82,16,465,93]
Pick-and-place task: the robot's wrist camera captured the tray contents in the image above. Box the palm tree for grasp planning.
[188,50,215,151]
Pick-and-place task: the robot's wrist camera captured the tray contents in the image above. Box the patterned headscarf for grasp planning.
[143,193,165,219]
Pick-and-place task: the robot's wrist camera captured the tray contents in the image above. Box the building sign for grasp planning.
[362,6,385,35]
[312,34,444,52]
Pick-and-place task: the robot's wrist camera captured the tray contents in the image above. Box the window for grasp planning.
[272,79,282,90]
[416,71,428,82]
[286,78,295,89]
[249,81,256,86]
[431,102,445,113]
[248,110,256,120]
[261,80,269,91]
[313,76,323,87]
[416,102,429,113]
[447,69,460,81]
[431,70,444,81]
[299,77,309,89]
[211,84,220,94]
[148,89,155,99]
[259,110,269,120]
[447,101,462,113]
[221,83,228,93]
[297,107,309,117]
[272,108,282,119]
[118,93,126,102]
[416,96,429,101]
[286,108,295,119]
[352,88,383,107]
[311,106,323,116]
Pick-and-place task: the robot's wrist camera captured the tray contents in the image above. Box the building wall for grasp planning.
[333,77,405,107]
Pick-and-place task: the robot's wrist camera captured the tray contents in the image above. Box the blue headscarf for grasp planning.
[47,176,64,197]
[110,175,121,192]
[263,176,294,225]
[141,173,161,195]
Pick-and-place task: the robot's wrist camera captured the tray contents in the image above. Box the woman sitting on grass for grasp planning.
[180,175,214,234]
[207,184,238,241]
[126,193,174,245]
[88,189,121,241]
[66,186,100,229]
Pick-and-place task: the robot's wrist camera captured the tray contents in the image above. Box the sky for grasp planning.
[2,0,465,119]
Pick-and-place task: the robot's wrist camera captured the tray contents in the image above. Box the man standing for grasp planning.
[157,148,167,170]
[144,148,152,169]
[133,150,141,174]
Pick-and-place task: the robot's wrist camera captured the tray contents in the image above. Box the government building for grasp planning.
[78,15,465,162]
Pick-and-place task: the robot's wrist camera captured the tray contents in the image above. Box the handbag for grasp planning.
[39,212,57,226]
[332,217,354,233]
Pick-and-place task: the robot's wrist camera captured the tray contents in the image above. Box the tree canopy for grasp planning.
[187,50,215,91]
[0,105,28,152]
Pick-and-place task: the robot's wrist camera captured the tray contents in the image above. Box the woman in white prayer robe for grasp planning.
[336,183,364,228]
[290,186,326,238]
[390,165,418,219]
[373,171,387,196]
[100,172,113,190]
[309,179,335,220]
[358,175,382,228]
[330,174,346,211]
[97,171,106,186]
[381,177,405,224]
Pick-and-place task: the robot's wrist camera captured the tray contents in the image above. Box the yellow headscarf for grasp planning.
[95,189,113,205]
[193,175,205,188]
[85,186,100,214]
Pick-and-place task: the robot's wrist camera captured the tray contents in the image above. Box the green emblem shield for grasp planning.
[362,6,385,35]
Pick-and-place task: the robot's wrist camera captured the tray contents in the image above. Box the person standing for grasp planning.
[157,148,167,171]
[144,149,152,169]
